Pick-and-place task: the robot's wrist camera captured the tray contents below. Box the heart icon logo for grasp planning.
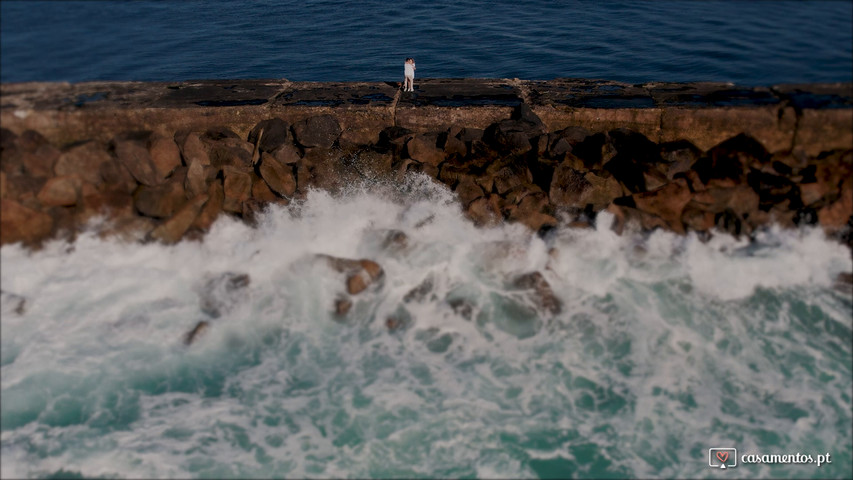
[716,451,729,463]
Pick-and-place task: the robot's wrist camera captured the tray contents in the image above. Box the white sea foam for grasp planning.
[1,176,851,478]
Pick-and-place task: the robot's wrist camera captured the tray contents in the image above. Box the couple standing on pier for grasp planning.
[403,57,416,92]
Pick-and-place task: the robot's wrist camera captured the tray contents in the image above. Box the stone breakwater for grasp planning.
[1,78,851,248]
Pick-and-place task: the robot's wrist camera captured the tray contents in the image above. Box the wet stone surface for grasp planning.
[527,79,656,109]
[273,82,398,107]
[397,78,522,108]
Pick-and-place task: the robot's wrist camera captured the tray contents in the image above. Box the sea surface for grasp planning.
[1,177,852,479]
[1,0,852,85]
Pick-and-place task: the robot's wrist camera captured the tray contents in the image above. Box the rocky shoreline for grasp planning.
[1,79,851,249]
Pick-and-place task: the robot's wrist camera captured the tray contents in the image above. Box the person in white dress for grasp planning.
[404,57,416,92]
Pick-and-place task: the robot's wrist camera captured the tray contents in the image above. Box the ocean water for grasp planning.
[1,176,851,479]
[1,0,852,85]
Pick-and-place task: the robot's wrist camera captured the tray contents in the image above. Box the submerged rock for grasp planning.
[183,320,210,345]
[198,272,251,318]
[511,271,562,316]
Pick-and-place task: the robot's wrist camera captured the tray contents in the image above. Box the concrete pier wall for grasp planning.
[1,78,851,247]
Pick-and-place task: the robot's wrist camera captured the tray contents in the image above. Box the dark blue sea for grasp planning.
[1,0,852,85]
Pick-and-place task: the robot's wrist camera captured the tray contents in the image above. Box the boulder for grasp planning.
[184,159,213,198]
[455,177,485,207]
[258,154,296,197]
[350,149,394,179]
[207,142,253,170]
[443,134,467,158]
[149,193,209,244]
[405,133,445,167]
[466,195,502,227]
[133,176,188,218]
[184,321,210,345]
[550,163,621,211]
[54,140,112,185]
[4,175,46,202]
[198,271,251,318]
[99,159,138,194]
[690,185,761,217]
[78,189,134,223]
[271,143,301,165]
[0,199,53,246]
[292,115,341,148]
[548,126,591,159]
[248,118,290,153]
[17,143,61,178]
[818,180,853,234]
[632,179,693,233]
[316,255,385,296]
[694,134,768,186]
[251,175,279,203]
[222,165,252,213]
[175,131,210,166]
[148,135,182,179]
[511,271,562,315]
[112,133,162,186]
[192,181,224,232]
[661,140,702,180]
[37,175,84,207]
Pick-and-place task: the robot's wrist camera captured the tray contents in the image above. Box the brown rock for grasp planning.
[252,175,279,203]
[405,133,445,167]
[550,163,621,210]
[133,178,187,218]
[99,159,138,194]
[37,175,84,206]
[632,179,692,233]
[149,193,209,244]
[316,255,385,296]
[175,131,210,166]
[148,135,182,179]
[681,207,716,232]
[351,150,394,179]
[335,297,353,316]
[818,185,853,234]
[78,189,134,223]
[512,271,562,315]
[248,118,290,153]
[185,160,211,198]
[184,321,210,346]
[5,175,46,202]
[466,195,501,227]
[54,141,112,185]
[292,115,341,148]
[222,165,252,213]
[19,144,61,178]
[443,135,467,158]
[691,185,760,217]
[0,172,6,199]
[271,143,301,165]
[258,155,296,197]
[192,181,224,232]
[492,164,532,195]
[208,143,253,170]
[455,178,485,207]
[113,134,162,186]
[0,199,53,246]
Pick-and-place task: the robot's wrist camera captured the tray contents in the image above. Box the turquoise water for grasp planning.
[1,177,851,478]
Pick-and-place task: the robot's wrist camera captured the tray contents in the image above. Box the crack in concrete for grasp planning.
[390,88,402,126]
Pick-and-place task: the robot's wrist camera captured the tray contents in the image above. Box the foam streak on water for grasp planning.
[1,176,851,479]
